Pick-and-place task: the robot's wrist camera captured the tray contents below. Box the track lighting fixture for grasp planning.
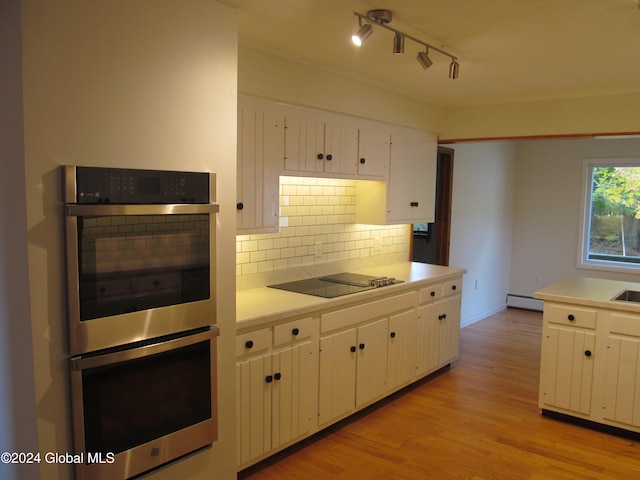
[393,32,404,54]
[351,23,372,46]
[417,50,433,69]
[449,59,460,79]
[352,10,460,79]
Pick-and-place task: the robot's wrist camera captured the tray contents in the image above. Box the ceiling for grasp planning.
[220,0,640,107]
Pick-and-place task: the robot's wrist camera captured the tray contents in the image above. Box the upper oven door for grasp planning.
[65,203,218,355]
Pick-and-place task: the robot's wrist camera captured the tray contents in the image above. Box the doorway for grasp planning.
[411,146,454,266]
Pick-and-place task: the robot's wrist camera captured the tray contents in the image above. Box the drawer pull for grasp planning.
[568,314,575,321]
[292,327,300,336]
[431,291,436,297]
[585,350,592,358]
[245,340,254,349]
[390,331,396,338]
[452,285,457,291]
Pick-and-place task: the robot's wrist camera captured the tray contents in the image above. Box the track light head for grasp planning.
[417,51,433,69]
[393,32,405,54]
[449,59,460,79]
[352,23,372,46]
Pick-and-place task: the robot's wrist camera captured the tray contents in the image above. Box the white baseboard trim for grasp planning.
[461,305,506,328]
[505,294,544,312]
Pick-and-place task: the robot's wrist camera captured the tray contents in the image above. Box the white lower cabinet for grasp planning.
[236,319,317,468]
[602,312,640,429]
[237,277,463,470]
[539,302,640,434]
[386,309,418,392]
[318,318,388,426]
[416,280,462,377]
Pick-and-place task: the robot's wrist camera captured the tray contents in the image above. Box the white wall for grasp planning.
[239,46,445,133]
[21,1,237,479]
[0,1,40,479]
[510,137,640,298]
[449,141,517,326]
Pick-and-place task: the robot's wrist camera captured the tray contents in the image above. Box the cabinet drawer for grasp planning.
[321,291,417,334]
[236,327,271,357]
[419,284,443,303]
[273,317,313,346]
[545,304,597,329]
[443,279,461,297]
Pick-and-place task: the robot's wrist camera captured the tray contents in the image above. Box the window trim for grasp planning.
[578,157,640,273]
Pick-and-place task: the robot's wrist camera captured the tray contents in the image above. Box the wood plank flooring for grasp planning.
[238,308,640,479]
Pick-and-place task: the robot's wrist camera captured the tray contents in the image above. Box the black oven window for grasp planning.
[82,340,211,455]
[77,213,210,320]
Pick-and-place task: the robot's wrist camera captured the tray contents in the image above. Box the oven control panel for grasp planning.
[68,166,210,204]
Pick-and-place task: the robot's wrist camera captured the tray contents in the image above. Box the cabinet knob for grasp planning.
[274,372,282,381]
[359,343,365,350]
[350,346,356,353]
[410,201,419,207]
[317,153,324,160]
[360,158,366,164]
[236,202,244,210]
[326,154,333,161]
[452,285,457,291]
[390,332,396,338]
[430,291,436,297]
[568,314,575,321]
[585,350,592,357]
[265,375,273,383]
[292,327,300,336]
[245,340,254,349]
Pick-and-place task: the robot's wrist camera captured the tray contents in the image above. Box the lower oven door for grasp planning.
[69,326,218,480]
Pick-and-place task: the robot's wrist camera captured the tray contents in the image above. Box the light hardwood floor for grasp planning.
[238,308,640,479]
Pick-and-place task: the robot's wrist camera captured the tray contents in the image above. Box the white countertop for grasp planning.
[534,276,640,313]
[236,262,466,330]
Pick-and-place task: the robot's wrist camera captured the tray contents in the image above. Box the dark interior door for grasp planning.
[411,146,454,266]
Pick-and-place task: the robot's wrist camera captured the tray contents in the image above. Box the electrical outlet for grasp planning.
[315,241,322,258]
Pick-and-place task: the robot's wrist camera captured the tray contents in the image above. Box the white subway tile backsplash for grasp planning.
[236,176,411,278]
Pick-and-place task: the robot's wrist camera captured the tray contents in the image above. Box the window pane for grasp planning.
[588,166,640,265]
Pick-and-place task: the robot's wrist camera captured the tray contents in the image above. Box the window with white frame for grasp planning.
[580,159,640,271]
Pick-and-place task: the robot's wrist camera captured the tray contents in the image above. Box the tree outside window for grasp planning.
[585,164,640,267]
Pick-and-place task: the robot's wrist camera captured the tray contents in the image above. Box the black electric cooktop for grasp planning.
[268,272,402,298]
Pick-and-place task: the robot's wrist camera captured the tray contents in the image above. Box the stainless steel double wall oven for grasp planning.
[63,166,219,480]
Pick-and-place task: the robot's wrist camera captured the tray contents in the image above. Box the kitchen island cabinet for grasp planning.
[535,277,640,434]
[236,262,465,470]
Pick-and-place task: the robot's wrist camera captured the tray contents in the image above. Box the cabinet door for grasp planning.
[602,313,640,428]
[416,302,440,377]
[358,129,390,178]
[271,342,316,450]
[323,123,358,176]
[318,329,357,426]
[236,354,272,465]
[355,318,388,407]
[541,325,595,415]
[387,134,437,224]
[439,295,461,365]
[387,309,417,392]
[283,115,324,174]
[237,106,281,233]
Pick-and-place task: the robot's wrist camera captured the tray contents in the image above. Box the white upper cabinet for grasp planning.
[283,114,358,177]
[355,132,437,225]
[237,100,282,233]
[357,128,390,178]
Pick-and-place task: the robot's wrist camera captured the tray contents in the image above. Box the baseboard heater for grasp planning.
[506,294,544,312]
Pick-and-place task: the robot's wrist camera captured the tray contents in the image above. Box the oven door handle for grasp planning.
[64,203,219,217]
[70,326,219,371]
